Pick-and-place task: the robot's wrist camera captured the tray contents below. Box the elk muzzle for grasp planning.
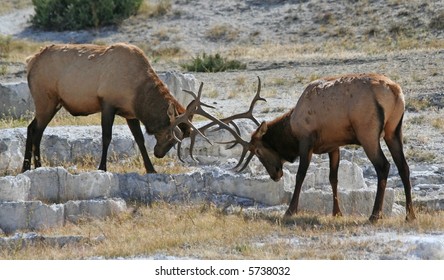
[267,165,284,182]
[153,129,183,158]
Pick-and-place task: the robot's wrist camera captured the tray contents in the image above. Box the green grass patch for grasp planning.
[181,53,246,73]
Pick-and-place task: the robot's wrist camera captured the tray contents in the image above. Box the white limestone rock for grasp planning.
[0,174,30,201]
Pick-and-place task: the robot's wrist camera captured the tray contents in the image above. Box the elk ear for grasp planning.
[167,103,176,123]
[257,121,268,137]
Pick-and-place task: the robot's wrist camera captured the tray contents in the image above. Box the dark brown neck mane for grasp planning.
[262,109,299,163]
[134,70,187,135]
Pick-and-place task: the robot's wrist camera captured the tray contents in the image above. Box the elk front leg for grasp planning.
[285,143,313,217]
[126,118,157,173]
[22,119,37,172]
[99,103,116,172]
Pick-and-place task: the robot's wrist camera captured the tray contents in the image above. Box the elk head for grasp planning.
[248,122,284,181]
[153,103,193,158]
[154,82,220,159]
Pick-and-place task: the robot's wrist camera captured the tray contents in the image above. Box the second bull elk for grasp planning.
[22,42,221,173]
[227,73,416,222]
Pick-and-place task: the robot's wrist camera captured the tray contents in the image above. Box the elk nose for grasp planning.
[271,168,283,182]
[154,146,166,158]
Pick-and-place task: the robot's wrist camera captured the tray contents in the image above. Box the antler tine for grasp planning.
[234,152,255,172]
[216,137,253,172]
[188,134,199,161]
[210,76,265,128]
[171,83,212,146]
[176,134,199,163]
[176,141,185,162]
[183,82,216,110]
[247,76,265,123]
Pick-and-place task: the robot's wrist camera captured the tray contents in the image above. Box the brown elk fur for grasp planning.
[249,73,415,222]
[23,43,189,173]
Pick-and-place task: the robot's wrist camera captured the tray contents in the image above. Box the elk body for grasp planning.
[237,73,415,222]
[23,43,193,173]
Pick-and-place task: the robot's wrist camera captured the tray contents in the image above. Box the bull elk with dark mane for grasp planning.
[222,73,416,222]
[22,43,227,173]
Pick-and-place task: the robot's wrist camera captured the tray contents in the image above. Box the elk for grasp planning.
[22,43,215,173]
[226,73,416,222]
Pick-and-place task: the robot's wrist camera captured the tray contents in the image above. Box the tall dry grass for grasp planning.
[1,202,442,260]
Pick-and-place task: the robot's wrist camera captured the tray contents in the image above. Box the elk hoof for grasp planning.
[333,211,343,217]
[284,209,294,217]
[405,212,416,222]
[369,214,381,223]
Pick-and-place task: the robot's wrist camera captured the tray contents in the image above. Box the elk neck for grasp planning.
[262,109,299,163]
[134,73,186,135]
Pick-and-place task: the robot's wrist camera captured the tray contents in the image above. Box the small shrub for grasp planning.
[205,24,239,42]
[429,11,444,30]
[406,149,436,163]
[0,64,8,75]
[31,0,143,31]
[181,53,246,73]
[139,0,171,17]
[137,43,183,61]
[0,35,11,58]
[314,12,335,25]
[405,97,431,112]
[431,118,444,131]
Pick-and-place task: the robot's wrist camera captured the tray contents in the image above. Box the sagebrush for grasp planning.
[181,52,246,72]
[31,0,142,31]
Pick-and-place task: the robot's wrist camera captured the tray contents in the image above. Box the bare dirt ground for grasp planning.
[1,0,443,260]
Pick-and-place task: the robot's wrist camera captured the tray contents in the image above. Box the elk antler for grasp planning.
[176,76,265,172]
[169,82,213,145]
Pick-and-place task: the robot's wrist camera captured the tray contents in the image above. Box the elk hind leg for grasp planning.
[22,103,60,172]
[384,116,416,221]
[329,149,342,217]
[361,139,390,222]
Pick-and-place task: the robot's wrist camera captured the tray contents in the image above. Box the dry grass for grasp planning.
[206,24,240,42]
[431,118,444,132]
[0,202,280,259]
[0,0,31,15]
[138,0,172,17]
[0,35,44,62]
[225,37,443,63]
[1,202,442,260]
